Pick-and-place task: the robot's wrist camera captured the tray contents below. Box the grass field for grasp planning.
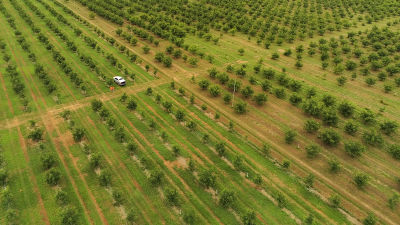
[0,0,399,224]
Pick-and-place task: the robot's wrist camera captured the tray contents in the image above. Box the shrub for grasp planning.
[276,192,287,208]
[329,194,341,208]
[127,99,137,110]
[303,98,323,117]
[198,79,210,90]
[271,52,279,60]
[60,206,78,225]
[241,210,256,225]
[305,144,321,159]
[304,173,315,188]
[91,99,103,112]
[223,93,232,104]
[149,170,163,187]
[328,158,341,173]
[344,121,359,135]
[165,188,180,206]
[28,128,43,142]
[215,142,226,157]
[321,109,339,127]
[320,129,341,147]
[183,209,196,225]
[55,190,69,206]
[359,108,376,125]
[304,120,320,134]
[363,213,377,225]
[219,190,236,208]
[72,128,85,142]
[344,141,366,158]
[380,120,398,135]
[241,86,254,98]
[274,88,286,99]
[289,93,302,105]
[362,130,384,147]
[40,153,56,170]
[338,101,355,118]
[322,95,336,107]
[99,170,112,186]
[354,173,369,189]
[0,169,8,186]
[388,144,400,160]
[253,93,267,105]
[175,110,185,121]
[112,189,124,206]
[283,130,296,145]
[45,168,61,186]
[234,102,247,114]
[209,85,221,97]
[199,169,216,188]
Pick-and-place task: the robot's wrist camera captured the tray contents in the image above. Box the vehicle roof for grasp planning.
[113,76,124,79]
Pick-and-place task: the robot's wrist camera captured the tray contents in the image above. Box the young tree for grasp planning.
[165,188,180,206]
[199,169,216,188]
[363,213,377,225]
[198,79,210,90]
[362,130,384,147]
[344,121,359,136]
[304,120,320,134]
[209,85,221,97]
[338,101,355,118]
[60,206,78,225]
[215,142,226,157]
[329,194,341,208]
[219,190,236,208]
[234,102,247,114]
[380,120,398,135]
[344,141,366,158]
[149,170,163,187]
[306,144,321,159]
[127,99,137,111]
[304,173,315,188]
[99,170,112,186]
[354,172,369,189]
[388,144,400,160]
[91,99,103,112]
[45,168,61,186]
[72,128,85,142]
[284,130,297,144]
[320,129,341,147]
[328,158,341,173]
[254,93,267,105]
[241,210,256,225]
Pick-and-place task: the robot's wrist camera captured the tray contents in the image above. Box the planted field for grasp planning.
[0,0,399,225]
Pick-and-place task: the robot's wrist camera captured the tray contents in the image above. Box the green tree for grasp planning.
[380,120,398,135]
[91,99,103,112]
[363,213,377,225]
[306,144,321,159]
[209,85,221,97]
[388,144,400,160]
[344,141,366,158]
[338,102,355,118]
[72,128,85,142]
[219,190,236,208]
[304,120,320,134]
[60,206,78,225]
[284,130,297,144]
[354,173,369,189]
[241,210,256,225]
[45,168,61,186]
[344,121,359,136]
[254,93,267,105]
[320,129,341,147]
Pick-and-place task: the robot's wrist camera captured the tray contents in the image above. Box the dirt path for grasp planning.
[17,127,51,225]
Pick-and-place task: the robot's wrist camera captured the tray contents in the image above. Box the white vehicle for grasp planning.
[113,76,126,86]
